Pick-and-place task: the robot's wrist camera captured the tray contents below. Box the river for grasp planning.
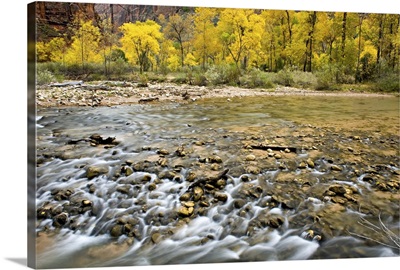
[35,95,400,268]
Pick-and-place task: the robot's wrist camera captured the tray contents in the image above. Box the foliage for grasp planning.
[64,19,102,69]
[205,64,240,85]
[36,8,399,91]
[274,68,294,86]
[36,68,57,85]
[239,69,275,89]
[375,72,400,92]
[119,20,163,73]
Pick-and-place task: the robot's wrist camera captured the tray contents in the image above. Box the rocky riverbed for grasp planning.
[36,80,394,108]
[34,85,399,268]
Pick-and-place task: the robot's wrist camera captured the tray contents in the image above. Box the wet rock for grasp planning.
[328,184,346,195]
[37,207,51,219]
[157,149,169,156]
[148,183,157,191]
[116,185,131,195]
[246,165,261,174]
[110,225,124,237]
[158,170,177,180]
[52,189,73,201]
[331,196,347,204]
[193,186,204,201]
[179,192,192,201]
[199,201,210,208]
[175,145,186,157]
[178,205,194,217]
[86,165,109,179]
[151,232,163,244]
[330,165,343,171]
[186,171,197,182]
[53,212,68,228]
[245,154,256,161]
[125,167,134,176]
[233,199,246,209]
[210,155,223,164]
[125,159,134,165]
[214,192,228,203]
[298,161,308,169]
[210,163,221,171]
[240,175,251,182]
[306,158,315,168]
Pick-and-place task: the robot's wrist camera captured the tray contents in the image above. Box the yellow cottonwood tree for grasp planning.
[47,37,67,64]
[119,20,163,73]
[217,9,264,73]
[162,14,194,68]
[193,7,220,69]
[64,19,102,71]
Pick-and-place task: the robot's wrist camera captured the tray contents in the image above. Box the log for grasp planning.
[139,97,160,103]
[50,81,83,87]
[250,144,297,153]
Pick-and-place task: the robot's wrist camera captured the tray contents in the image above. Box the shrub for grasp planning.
[36,69,57,85]
[314,66,338,90]
[240,68,275,89]
[205,64,240,85]
[291,70,318,89]
[375,72,400,92]
[192,72,208,86]
[274,68,294,86]
[109,57,132,79]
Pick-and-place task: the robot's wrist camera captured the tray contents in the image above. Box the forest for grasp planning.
[36,6,400,92]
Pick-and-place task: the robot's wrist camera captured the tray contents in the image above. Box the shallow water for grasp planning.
[35,95,400,268]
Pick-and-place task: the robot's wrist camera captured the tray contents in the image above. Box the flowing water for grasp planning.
[35,95,400,268]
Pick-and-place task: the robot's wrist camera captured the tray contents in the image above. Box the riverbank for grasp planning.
[36,81,396,108]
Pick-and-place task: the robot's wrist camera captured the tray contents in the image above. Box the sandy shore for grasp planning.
[36,81,396,108]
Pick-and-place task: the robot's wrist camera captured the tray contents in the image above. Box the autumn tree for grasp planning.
[119,20,163,73]
[217,9,264,73]
[161,13,194,68]
[98,17,118,76]
[64,19,102,72]
[193,7,220,69]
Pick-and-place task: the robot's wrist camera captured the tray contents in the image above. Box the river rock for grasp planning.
[151,232,163,244]
[110,224,124,237]
[86,165,109,179]
[328,184,346,195]
[148,183,157,191]
[193,186,204,201]
[178,205,194,217]
[245,154,256,161]
[51,189,73,201]
[246,165,261,174]
[330,165,343,171]
[53,212,68,227]
[233,199,246,209]
[157,149,169,156]
[180,192,192,201]
[306,158,315,168]
[214,192,228,203]
[117,185,131,195]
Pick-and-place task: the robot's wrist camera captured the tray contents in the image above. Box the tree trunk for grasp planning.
[341,12,347,60]
[355,14,364,83]
[303,11,317,72]
[376,14,385,75]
